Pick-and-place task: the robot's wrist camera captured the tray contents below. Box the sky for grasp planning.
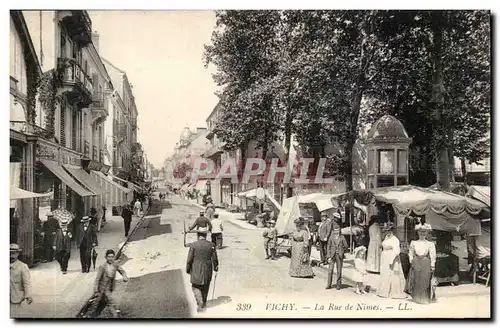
[88,11,219,168]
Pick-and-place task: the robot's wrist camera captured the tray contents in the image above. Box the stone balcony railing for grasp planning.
[10,121,53,140]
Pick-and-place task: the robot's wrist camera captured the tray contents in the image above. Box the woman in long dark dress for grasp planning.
[405,223,437,304]
[289,217,314,278]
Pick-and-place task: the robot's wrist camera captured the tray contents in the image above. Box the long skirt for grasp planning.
[405,255,432,304]
[366,241,381,273]
[377,252,407,299]
[289,242,314,278]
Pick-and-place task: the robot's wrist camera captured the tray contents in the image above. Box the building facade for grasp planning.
[16,11,130,264]
[10,11,43,265]
[102,58,141,189]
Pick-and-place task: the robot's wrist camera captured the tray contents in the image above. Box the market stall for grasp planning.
[347,185,488,284]
[274,193,344,258]
[237,188,282,225]
[466,185,490,208]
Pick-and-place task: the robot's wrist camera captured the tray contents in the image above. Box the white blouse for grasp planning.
[381,235,401,264]
[409,240,437,268]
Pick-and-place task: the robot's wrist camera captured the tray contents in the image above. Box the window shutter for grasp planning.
[60,106,66,146]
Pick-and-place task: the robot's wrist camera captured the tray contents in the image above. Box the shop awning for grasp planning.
[194,179,208,190]
[466,185,490,207]
[41,160,94,197]
[10,186,53,200]
[63,165,106,195]
[92,171,132,193]
[90,171,130,206]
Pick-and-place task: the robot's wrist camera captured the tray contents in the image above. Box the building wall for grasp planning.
[23,11,58,72]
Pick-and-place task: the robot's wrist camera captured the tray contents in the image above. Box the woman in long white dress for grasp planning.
[366,217,382,273]
[377,222,407,299]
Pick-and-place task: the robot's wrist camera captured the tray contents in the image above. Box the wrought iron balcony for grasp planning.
[57,58,93,108]
[91,92,108,123]
[113,121,127,146]
[59,11,92,46]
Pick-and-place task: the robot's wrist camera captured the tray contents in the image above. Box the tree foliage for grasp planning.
[204,10,491,189]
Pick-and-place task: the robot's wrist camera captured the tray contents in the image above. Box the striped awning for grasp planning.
[40,160,94,197]
[90,171,130,206]
[63,165,106,195]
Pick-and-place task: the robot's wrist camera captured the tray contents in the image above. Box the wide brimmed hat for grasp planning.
[382,222,395,231]
[80,216,90,223]
[415,223,432,231]
[264,207,272,212]
[10,244,22,252]
[294,217,305,225]
[353,246,367,256]
[269,220,276,225]
[59,218,70,225]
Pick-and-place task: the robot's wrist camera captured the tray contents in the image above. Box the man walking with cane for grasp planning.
[186,228,219,313]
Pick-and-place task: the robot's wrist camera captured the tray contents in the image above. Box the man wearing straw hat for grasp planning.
[54,218,73,274]
[186,228,219,313]
[77,216,98,273]
[10,244,32,318]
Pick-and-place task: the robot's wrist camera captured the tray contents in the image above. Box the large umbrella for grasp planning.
[52,208,75,223]
[10,186,52,200]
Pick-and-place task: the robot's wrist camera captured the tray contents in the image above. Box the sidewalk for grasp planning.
[14,213,139,318]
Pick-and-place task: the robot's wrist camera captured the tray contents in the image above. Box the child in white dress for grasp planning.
[353,246,368,295]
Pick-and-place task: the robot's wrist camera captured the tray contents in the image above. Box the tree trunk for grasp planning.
[431,11,450,191]
[460,157,467,185]
[448,128,455,183]
[284,109,293,198]
[346,91,363,192]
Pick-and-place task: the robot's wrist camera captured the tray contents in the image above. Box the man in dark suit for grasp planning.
[318,213,333,265]
[326,227,348,290]
[42,212,59,262]
[76,216,98,273]
[121,205,133,237]
[189,211,213,233]
[54,218,72,274]
[186,229,219,313]
[89,207,99,228]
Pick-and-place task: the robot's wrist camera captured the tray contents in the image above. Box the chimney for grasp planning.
[92,32,100,52]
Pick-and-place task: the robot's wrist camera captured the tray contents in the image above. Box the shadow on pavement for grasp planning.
[206,296,232,308]
[128,219,172,242]
[117,269,192,318]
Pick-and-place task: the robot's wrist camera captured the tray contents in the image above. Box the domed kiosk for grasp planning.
[364,115,412,188]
